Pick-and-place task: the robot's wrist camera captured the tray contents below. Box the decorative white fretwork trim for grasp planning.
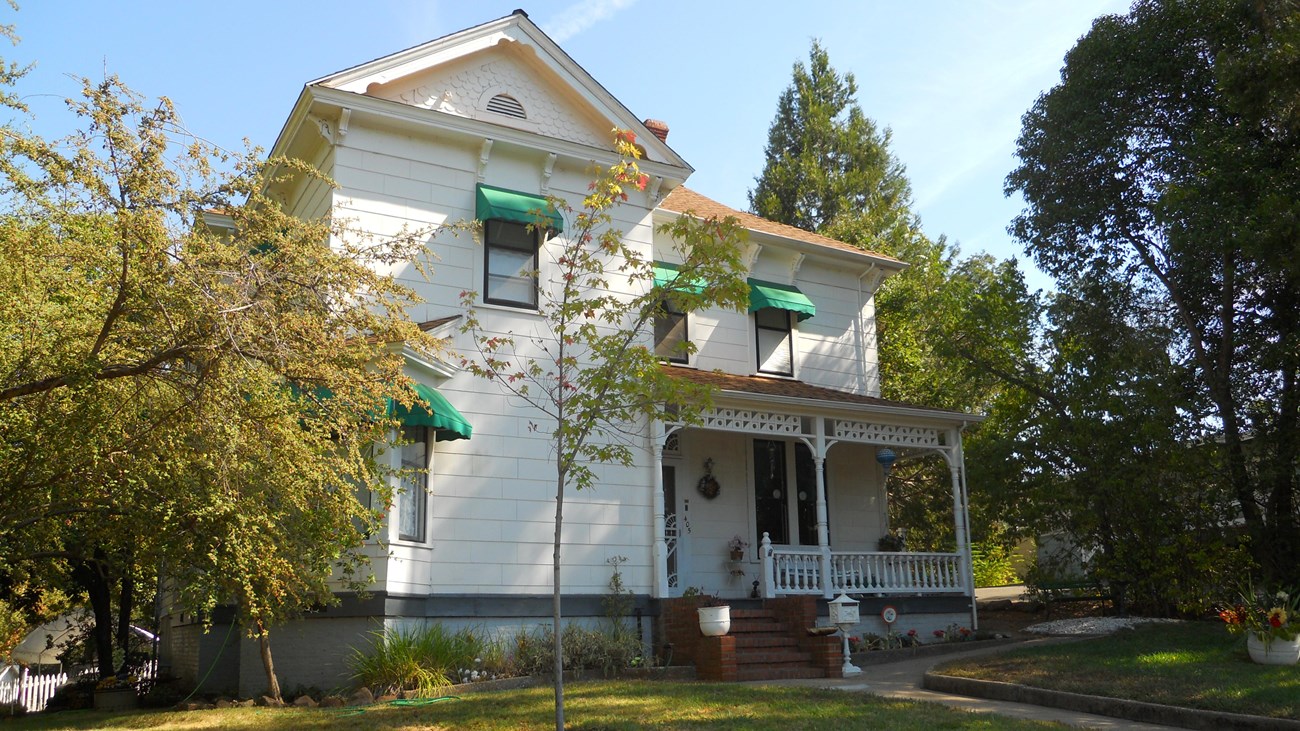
[832,421,940,447]
[698,408,806,436]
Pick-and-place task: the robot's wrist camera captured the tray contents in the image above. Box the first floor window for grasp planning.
[755,308,794,376]
[398,426,428,542]
[654,297,689,363]
[484,219,538,308]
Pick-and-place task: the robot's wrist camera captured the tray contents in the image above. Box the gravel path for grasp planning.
[1024,616,1181,635]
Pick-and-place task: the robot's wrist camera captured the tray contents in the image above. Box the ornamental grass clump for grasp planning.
[1219,585,1300,646]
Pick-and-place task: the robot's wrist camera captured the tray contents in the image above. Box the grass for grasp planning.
[935,621,1299,720]
[3,680,1064,730]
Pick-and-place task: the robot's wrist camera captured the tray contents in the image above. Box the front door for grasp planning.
[753,439,827,547]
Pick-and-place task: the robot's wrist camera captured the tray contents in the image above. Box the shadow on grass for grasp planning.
[4,680,1068,730]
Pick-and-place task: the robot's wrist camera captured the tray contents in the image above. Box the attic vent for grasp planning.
[486,94,526,119]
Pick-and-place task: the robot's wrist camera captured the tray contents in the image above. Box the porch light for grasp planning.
[875,448,897,479]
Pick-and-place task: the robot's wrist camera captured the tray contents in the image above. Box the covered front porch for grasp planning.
[650,369,979,605]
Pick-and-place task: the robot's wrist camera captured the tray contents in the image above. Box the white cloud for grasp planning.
[540,0,640,44]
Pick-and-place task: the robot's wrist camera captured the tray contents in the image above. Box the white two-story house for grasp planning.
[160,10,981,695]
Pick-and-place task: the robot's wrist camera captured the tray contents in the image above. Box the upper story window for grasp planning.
[755,308,794,376]
[484,220,539,308]
[476,184,564,311]
[748,278,816,377]
[398,426,429,543]
[654,297,689,363]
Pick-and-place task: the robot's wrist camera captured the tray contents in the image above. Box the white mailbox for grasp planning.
[828,593,859,626]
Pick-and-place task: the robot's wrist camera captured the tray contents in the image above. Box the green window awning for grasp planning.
[290,382,472,442]
[652,261,705,294]
[392,383,473,441]
[747,278,816,321]
[476,183,564,233]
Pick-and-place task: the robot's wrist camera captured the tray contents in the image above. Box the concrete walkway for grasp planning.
[752,638,1185,730]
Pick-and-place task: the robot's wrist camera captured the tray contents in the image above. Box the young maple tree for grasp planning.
[460,130,749,729]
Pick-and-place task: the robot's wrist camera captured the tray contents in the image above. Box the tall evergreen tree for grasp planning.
[749,41,918,252]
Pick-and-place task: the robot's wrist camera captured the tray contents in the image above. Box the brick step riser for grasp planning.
[727,622,787,634]
[734,637,800,650]
[735,652,813,665]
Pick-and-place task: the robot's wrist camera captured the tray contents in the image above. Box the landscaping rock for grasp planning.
[320,695,345,708]
[214,699,234,709]
[258,695,284,707]
[235,699,255,707]
[348,686,374,706]
[293,695,318,708]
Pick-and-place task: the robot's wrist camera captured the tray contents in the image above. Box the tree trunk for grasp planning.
[552,465,566,731]
[257,619,281,702]
[115,556,134,673]
[72,555,116,679]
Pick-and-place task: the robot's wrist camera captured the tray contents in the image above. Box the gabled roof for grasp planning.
[658,187,905,266]
[306,10,688,171]
[664,367,982,424]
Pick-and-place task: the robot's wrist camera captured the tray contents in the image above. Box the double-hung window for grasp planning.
[398,426,428,543]
[755,308,794,376]
[484,220,538,309]
[654,297,689,363]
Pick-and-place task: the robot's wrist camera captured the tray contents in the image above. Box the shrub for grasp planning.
[971,541,1018,587]
[350,622,489,695]
[509,623,645,678]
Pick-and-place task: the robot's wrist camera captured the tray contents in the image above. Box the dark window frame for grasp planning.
[654,297,689,364]
[755,308,794,376]
[483,219,540,309]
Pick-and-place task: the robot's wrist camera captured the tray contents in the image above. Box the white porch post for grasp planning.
[651,426,668,599]
[814,420,833,599]
[955,426,978,629]
[947,430,973,610]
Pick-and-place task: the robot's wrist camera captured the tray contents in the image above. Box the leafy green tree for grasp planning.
[0,65,434,694]
[1007,0,1300,584]
[460,131,750,730]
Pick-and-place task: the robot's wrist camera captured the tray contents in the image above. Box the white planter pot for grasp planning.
[697,605,731,637]
[1247,634,1300,665]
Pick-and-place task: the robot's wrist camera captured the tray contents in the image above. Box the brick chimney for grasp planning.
[643,119,669,142]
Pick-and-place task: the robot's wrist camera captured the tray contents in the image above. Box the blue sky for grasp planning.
[10,1,1128,290]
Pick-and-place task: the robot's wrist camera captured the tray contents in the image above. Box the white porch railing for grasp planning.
[0,667,68,713]
[760,535,966,598]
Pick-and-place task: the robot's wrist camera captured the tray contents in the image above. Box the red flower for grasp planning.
[933,630,946,638]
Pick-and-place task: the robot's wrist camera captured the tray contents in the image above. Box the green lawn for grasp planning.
[935,621,1299,720]
[6,680,1063,730]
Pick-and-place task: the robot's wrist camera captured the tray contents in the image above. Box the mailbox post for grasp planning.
[828,593,862,677]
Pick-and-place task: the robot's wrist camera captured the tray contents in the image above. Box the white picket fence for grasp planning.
[0,667,68,713]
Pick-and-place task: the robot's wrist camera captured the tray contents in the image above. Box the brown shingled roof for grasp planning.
[664,366,979,421]
[659,187,903,264]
